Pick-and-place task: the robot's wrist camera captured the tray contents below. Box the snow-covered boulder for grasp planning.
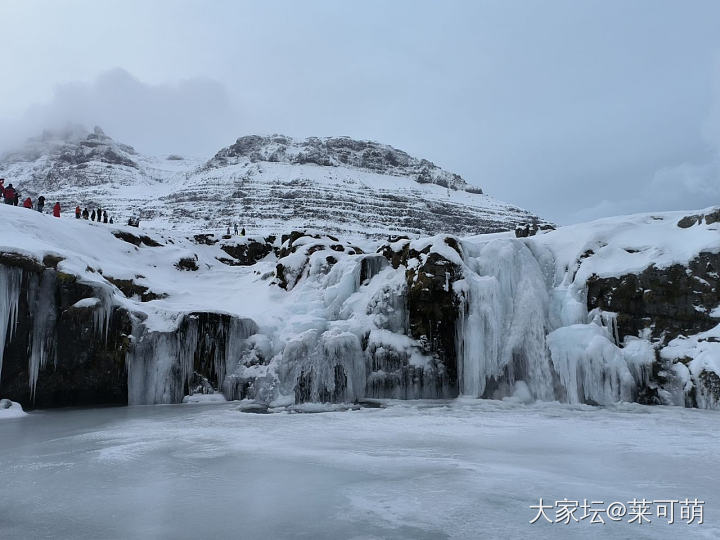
[0,398,26,418]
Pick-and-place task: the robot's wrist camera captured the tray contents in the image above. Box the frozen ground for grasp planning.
[0,400,718,539]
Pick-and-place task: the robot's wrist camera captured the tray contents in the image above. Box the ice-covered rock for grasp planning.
[0,398,26,418]
[0,203,718,410]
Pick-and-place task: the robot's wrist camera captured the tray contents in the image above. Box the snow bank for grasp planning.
[0,398,26,418]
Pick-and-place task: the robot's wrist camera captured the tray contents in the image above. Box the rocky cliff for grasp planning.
[0,205,717,410]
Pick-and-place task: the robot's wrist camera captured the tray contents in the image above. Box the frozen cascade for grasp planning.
[277,329,366,403]
[547,325,637,404]
[126,313,258,405]
[456,240,554,400]
[591,308,620,346]
[0,266,22,382]
[28,271,58,399]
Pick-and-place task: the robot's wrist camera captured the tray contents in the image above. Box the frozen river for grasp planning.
[1,399,718,539]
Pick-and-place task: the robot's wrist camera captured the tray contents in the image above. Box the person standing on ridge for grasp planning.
[103,210,108,223]
[91,210,96,221]
[82,208,89,219]
[233,223,238,235]
[3,184,16,205]
[0,179,5,199]
[37,196,45,213]
[52,202,61,217]
[75,206,81,219]
[23,197,32,209]
[241,227,245,236]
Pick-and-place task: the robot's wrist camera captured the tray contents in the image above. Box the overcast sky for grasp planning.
[1,0,719,224]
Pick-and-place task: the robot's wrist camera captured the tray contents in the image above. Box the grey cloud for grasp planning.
[1,69,241,157]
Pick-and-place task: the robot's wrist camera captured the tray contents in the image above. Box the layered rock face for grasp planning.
[0,128,546,238]
[0,206,718,410]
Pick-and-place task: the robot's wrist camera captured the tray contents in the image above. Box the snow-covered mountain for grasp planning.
[0,127,546,237]
[0,203,718,410]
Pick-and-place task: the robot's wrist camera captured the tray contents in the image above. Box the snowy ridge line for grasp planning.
[0,128,547,238]
[0,203,718,409]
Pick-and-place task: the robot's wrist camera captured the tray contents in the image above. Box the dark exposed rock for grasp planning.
[175,256,199,271]
[705,209,720,225]
[112,230,163,247]
[677,209,720,228]
[193,233,218,245]
[0,262,132,409]
[42,254,64,269]
[403,238,464,394]
[587,251,720,344]
[219,238,274,266]
[104,276,167,302]
[0,252,45,273]
[678,214,702,228]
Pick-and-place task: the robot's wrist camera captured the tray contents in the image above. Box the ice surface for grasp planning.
[0,401,718,539]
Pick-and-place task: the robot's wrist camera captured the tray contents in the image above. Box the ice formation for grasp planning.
[127,314,258,405]
[0,267,22,382]
[0,203,718,409]
[455,239,554,400]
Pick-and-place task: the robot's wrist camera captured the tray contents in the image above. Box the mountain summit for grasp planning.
[0,128,546,237]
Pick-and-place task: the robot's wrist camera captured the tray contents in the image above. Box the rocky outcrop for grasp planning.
[218,237,275,266]
[275,231,362,290]
[586,252,720,344]
[677,209,720,228]
[208,134,474,191]
[0,254,131,409]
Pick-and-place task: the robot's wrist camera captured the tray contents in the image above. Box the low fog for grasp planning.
[1,0,719,224]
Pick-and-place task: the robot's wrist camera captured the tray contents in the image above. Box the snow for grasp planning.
[0,131,542,239]
[181,392,227,403]
[1,202,719,408]
[0,398,26,419]
[531,208,720,286]
[72,297,100,308]
[0,400,718,539]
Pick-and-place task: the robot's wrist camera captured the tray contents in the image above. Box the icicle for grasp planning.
[0,266,23,383]
[126,313,258,405]
[590,308,621,346]
[28,271,58,399]
[92,287,114,343]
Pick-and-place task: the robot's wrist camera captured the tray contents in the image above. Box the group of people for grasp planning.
[227,223,246,236]
[1,178,60,216]
[75,206,113,224]
[1,177,117,222]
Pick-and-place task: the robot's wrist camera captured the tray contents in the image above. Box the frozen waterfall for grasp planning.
[454,238,655,405]
[455,239,554,400]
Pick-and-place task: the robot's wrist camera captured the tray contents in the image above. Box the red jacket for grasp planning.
[23,197,32,208]
[53,203,61,217]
